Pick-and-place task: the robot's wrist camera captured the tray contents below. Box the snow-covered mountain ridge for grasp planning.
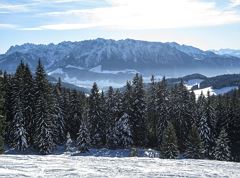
[1,38,240,88]
[212,49,240,58]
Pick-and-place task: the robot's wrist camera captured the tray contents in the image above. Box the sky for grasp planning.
[0,0,240,53]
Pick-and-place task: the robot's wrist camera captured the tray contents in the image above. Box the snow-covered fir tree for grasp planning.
[65,132,73,152]
[53,78,66,144]
[131,74,146,146]
[33,60,55,154]
[214,129,231,161]
[10,96,28,151]
[146,75,158,147]
[88,82,105,147]
[105,86,116,148]
[197,93,214,158]
[22,64,34,144]
[67,89,82,140]
[114,113,133,148]
[0,76,6,153]
[155,77,169,147]
[76,115,91,153]
[170,80,193,152]
[185,124,204,159]
[161,122,179,159]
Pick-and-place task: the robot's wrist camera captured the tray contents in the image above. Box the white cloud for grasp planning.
[25,0,240,30]
[230,0,240,7]
[0,23,17,29]
[0,3,30,12]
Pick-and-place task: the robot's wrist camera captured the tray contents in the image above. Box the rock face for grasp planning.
[1,38,240,88]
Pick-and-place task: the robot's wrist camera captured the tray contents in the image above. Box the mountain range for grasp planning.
[0,38,240,88]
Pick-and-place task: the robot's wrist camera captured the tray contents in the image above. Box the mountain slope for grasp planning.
[1,39,240,88]
[212,49,240,58]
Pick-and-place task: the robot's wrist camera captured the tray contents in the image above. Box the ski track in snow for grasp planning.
[0,154,240,177]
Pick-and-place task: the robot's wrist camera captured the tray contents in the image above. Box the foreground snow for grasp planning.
[0,154,240,177]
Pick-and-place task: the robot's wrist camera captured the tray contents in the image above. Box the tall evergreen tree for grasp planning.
[53,78,66,144]
[105,87,116,148]
[9,62,29,150]
[0,76,6,153]
[197,93,214,158]
[67,90,82,140]
[170,80,192,152]
[122,81,133,116]
[214,129,231,161]
[146,75,158,147]
[185,124,204,159]
[22,64,34,144]
[155,77,169,148]
[88,82,105,147]
[33,60,55,154]
[114,113,133,148]
[76,112,91,153]
[10,96,28,151]
[131,74,146,146]
[161,122,179,159]
[3,72,13,145]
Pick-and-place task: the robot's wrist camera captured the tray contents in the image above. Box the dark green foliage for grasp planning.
[0,75,6,153]
[53,78,66,144]
[1,60,240,162]
[88,82,105,147]
[170,80,193,153]
[76,111,90,153]
[161,122,179,159]
[33,60,55,154]
[131,74,146,146]
[214,129,231,161]
[68,90,82,140]
[155,77,169,148]
[146,75,158,147]
[185,124,204,159]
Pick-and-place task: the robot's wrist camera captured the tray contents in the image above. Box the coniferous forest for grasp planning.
[0,60,240,162]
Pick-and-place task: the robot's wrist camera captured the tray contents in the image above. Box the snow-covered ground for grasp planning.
[184,79,204,90]
[0,153,240,177]
[193,86,238,99]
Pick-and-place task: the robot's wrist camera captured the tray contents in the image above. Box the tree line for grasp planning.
[0,61,239,162]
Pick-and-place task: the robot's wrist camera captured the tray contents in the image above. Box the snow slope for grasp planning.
[0,154,239,177]
[184,79,204,90]
[193,86,238,98]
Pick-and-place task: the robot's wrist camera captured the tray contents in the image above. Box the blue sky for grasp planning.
[0,0,240,53]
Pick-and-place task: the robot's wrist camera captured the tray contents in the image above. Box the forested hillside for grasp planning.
[0,61,240,162]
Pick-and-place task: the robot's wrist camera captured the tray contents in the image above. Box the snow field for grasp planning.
[0,154,240,177]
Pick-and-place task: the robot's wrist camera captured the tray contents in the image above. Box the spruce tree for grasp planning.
[131,74,146,146]
[9,62,29,150]
[0,76,6,153]
[214,129,231,161]
[76,115,91,153]
[197,93,214,158]
[170,80,192,152]
[10,96,28,151]
[161,122,179,159]
[185,124,204,159]
[88,82,105,147]
[22,64,34,144]
[67,89,82,140]
[155,77,169,147]
[146,75,158,147]
[3,72,13,145]
[105,87,116,148]
[114,113,133,148]
[53,78,66,144]
[33,60,55,154]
